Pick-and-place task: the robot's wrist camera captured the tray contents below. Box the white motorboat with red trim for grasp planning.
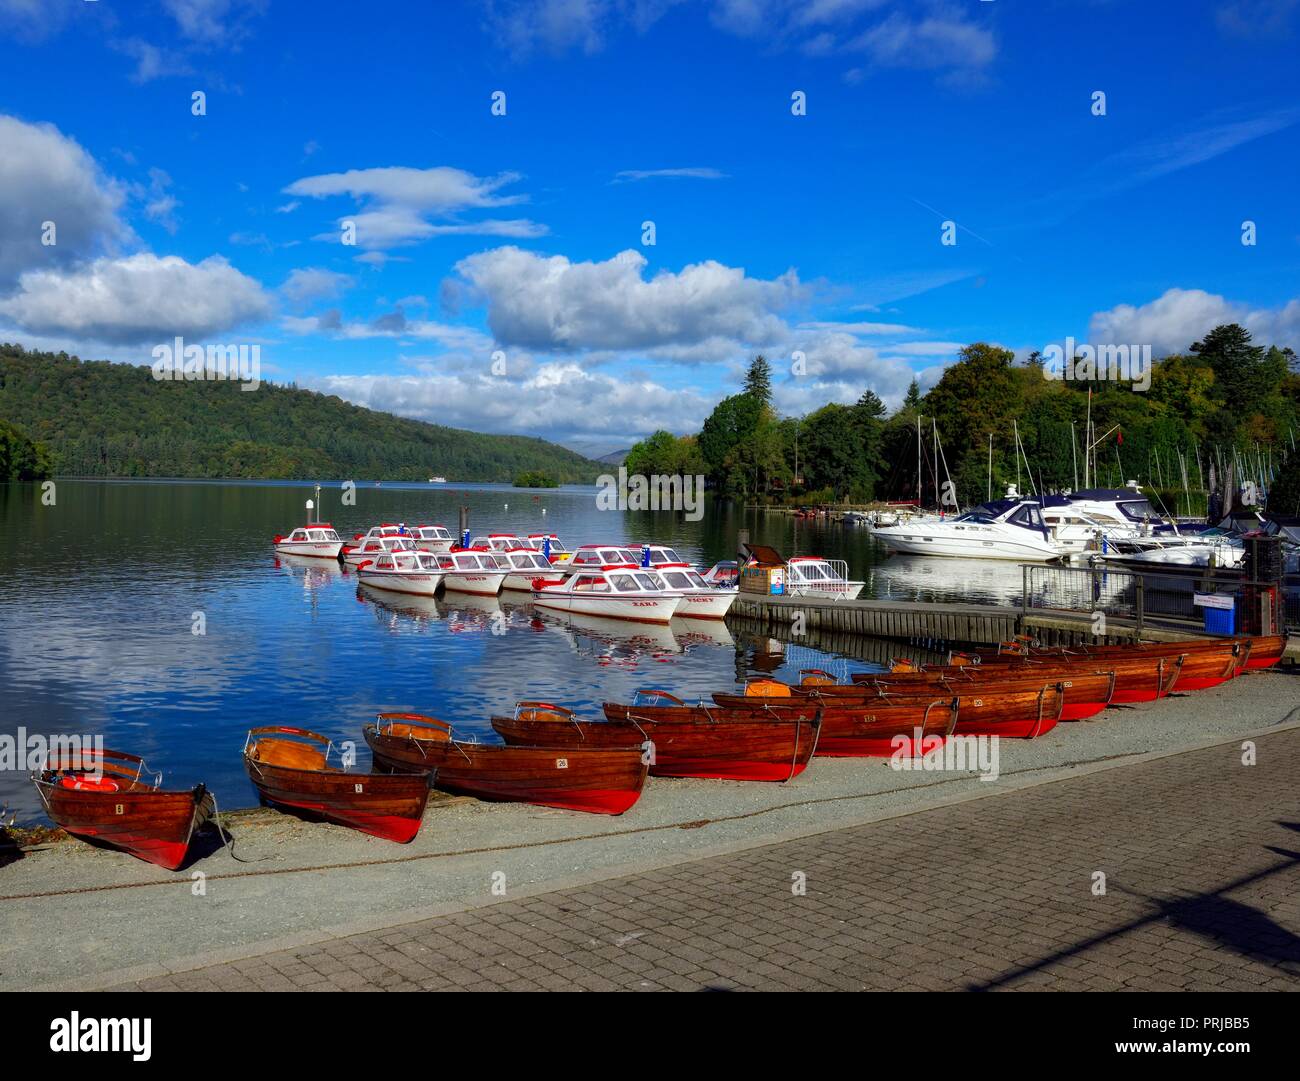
[701,560,740,588]
[634,543,691,569]
[355,549,446,597]
[562,543,643,577]
[411,524,455,554]
[499,548,558,591]
[527,534,571,564]
[470,533,533,552]
[531,564,683,624]
[273,523,343,559]
[342,535,417,567]
[435,548,511,595]
[652,563,738,619]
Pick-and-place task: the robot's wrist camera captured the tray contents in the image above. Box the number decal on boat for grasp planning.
[115,804,124,815]
[1062,680,1072,687]
[354,783,364,793]
[555,758,568,769]
[973,699,983,706]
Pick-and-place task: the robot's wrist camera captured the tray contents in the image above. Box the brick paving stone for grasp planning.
[131,728,1300,992]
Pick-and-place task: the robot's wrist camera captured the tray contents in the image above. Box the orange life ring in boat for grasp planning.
[60,775,120,793]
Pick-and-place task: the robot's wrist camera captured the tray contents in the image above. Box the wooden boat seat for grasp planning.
[375,713,453,742]
[799,668,838,685]
[514,701,578,724]
[250,737,328,771]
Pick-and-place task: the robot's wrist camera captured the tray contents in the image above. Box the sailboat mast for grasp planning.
[916,414,922,506]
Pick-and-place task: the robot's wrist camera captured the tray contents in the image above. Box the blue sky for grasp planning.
[1,0,1298,456]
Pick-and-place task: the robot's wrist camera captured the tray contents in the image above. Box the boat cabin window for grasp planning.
[289,529,306,541]
[572,575,610,592]
[609,574,639,591]
[662,571,692,589]
[1007,504,1046,532]
[685,571,709,588]
[646,548,682,564]
[599,549,625,563]
[1118,499,1156,523]
[635,573,665,590]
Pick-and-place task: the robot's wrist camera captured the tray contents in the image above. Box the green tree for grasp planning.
[743,354,772,408]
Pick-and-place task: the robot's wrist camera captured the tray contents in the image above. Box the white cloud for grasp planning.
[614,167,728,182]
[280,267,353,305]
[313,360,711,443]
[0,253,272,345]
[452,246,805,351]
[488,0,687,57]
[112,38,195,83]
[849,11,995,72]
[1088,287,1300,355]
[142,168,181,234]
[0,114,130,287]
[284,166,544,249]
[162,0,265,44]
[797,320,919,335]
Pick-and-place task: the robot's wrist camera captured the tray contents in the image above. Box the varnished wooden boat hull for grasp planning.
[244,759,429,842]
[496,711,820,781]
[1169,643,1246,691]
[853,655,1181,705]
[36,783,213,871]
[979,634,1280,675]
[364,726,647,814]
[604,700,956,757]
[713,685,1062,739]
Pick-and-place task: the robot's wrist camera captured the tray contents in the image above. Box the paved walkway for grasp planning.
[116,729,1300,992]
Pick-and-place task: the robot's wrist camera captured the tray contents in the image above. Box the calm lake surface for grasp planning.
[0,479,1027,821]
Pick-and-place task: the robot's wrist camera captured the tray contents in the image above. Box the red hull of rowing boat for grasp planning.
[495,711,820,781]
[364,722,648,815]
[34,756,214,871]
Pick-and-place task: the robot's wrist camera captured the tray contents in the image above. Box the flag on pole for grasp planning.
[1117,429,1123,446]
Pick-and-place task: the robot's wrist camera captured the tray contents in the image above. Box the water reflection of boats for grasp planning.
[671,616,735,648]
[276,553,348,600]
[357,583,444,628]
[442,592,507,633]
[535,608,683,666]
[870,554,1025,607]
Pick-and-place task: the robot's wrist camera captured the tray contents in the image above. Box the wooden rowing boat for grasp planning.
[363,712,648,815]
[965,636,1252,691]
[717,682,1063,738]
[596,690,957,757]
[243,727,430,843]
[733,669,1116,721]
[32,748,214,870]
[981,633,1283,668]
[492,699,821,781]
[848,654,1182,704]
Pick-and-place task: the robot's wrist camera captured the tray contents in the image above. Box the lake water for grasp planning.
[0,479,1027,822]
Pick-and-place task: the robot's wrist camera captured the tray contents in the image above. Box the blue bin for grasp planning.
[1203,604,1235,636]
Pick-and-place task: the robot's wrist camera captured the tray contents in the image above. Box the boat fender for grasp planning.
[273,535,282,544]
[357,560,373,569]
